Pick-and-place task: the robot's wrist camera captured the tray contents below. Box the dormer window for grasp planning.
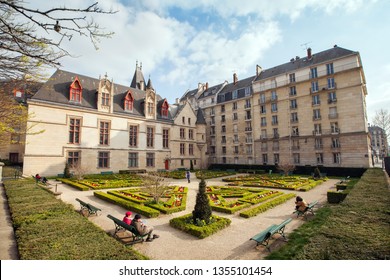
[161,99,169,118]
[69,77,82,103]
[124,91,134,112]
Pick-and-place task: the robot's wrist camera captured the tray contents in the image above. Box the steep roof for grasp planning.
[31,69,172,121]
[195,108,207,125]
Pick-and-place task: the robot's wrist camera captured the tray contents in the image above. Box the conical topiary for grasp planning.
[192,177,212,224]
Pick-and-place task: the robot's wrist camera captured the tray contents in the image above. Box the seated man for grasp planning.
[295,196,308,213]
[131,214,159,242]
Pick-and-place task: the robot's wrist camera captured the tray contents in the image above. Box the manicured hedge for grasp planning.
[239,193,296,218]
[56,178,90,191]
[94,191,160,218]
[169,213,231,239]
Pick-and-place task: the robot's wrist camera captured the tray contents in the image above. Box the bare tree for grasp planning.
[372,109,390,142]
[0,0,116,80]
[277,161,295,176]
[142,172,171,204]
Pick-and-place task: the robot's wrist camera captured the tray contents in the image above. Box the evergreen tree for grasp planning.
[192,177,212,224]
[64,163,71,178]
[190,160,194,171]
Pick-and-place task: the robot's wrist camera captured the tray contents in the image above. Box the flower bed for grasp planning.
[195,170,236,179]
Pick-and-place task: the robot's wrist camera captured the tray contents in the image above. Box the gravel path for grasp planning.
[54,174,338,260]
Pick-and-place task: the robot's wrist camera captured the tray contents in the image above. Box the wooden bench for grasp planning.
[75,198,101,216]
[107,214,148,244]
[294,200,318,219]
[250,218,292,251]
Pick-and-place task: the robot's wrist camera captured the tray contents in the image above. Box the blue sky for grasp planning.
[36,0,389,122]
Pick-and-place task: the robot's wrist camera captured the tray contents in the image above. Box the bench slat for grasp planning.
[251,218,292,251]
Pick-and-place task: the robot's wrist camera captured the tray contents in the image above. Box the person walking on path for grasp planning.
[186,171,191,183]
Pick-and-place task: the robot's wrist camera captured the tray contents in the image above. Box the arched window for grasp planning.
[69,77,82,103]
[124,91,134,111]
[161,99,169,118]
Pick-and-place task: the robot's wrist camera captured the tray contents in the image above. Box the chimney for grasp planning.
[205,82,208,90]
[175,98,180,104]
[307,47,312,60]
[140,80,144,91]
[256,65,262,76]
[198,83,203,92]
[233,73,238,85]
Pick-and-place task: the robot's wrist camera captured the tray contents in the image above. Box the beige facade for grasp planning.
[196,46,372,168]
[23,69,207,176]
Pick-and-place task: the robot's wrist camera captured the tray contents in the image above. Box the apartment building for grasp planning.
[368,125,388,161]
[186,45,371,168]
[23,65,207,176]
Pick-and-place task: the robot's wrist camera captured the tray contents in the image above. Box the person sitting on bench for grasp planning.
[295,196,308,212]
[131,214,159,242]
[122,211,132,225]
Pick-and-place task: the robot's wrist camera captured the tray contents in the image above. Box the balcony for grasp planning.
[245,115,252,121]
[328,98,337,104]
[245,127,252,132]
[244,104,251,109]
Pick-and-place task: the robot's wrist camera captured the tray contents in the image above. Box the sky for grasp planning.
[33,0,389,123]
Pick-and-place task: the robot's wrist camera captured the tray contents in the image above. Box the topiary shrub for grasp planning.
[192,177,212,224]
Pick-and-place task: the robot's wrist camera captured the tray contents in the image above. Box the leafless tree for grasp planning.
[0,0,116,80]
[277,161,295,176]
[142,172,171,204]
[372,108,390,143]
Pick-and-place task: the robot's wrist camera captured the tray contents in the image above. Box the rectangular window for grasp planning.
[260,105,266,114]
[316,153,324,164]
[221,125,226,133]
[188,118,191,125]
[67,151,80,167]
[292,127,299,136]
[245,99,251,108]
[271,103,278,112]
[232,90,238,99]
[291,112,298,123]
[163,129,169,148]
[312,95,320,105]
[332,138,340,148]
[289,86,297,96]
[98,151,109,168]
[289,73,296,83]
[69,118,81,144]
[314,124,322,135]
[271,91,278,101]
[233,112,238,120]
[128,152,138,167]
[311,81,319,93]
[147,102,154,116]
[315,138,323,149]
[273,128,279,138]
[290,99,297,109]
[188,129,194,140]
[221,115,225,122]
[221,105,225,113]
[125,99,133,111]
[313,109,321,120]
[327,78,335,89]
[326,63,334,75]
[232,102,238,110]
[129,125,138,147]
[189,143,194,155]
[329,107,338,119]
[180,143,185,155]
[274,154,279,164]
[99,121,110,145]
[245,87,251,96]
[328,92,337,103]
[222,146,226,154]
[147,127,154,148]
[70,88,81,103]
[310,67,318,78]
[102,92,110,106]
[262,154,268,164]
[259,93,266,104]
[272,115,278,125]
[293,153,300,164]
[331,122,339,133]
[261,117,267,126]
[146,153,155,167]
[180,128,185,139]
[333,152,341,164]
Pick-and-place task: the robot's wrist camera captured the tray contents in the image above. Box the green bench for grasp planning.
[250,218,292,251]
[75,198,101,216]
[107,214,148,244]
[100,171,114,175]
[294,200,318,219]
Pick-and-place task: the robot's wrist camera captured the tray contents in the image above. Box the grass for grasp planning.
[266,168,390,260]
[4,179,148,260]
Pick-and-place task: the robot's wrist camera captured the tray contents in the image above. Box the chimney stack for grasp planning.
[307,47,312,60]
[205,82,208,90]
[256,65,262,76]
[233,73,238,85]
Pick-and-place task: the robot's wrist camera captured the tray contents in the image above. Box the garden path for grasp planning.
[53,174,338,260]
